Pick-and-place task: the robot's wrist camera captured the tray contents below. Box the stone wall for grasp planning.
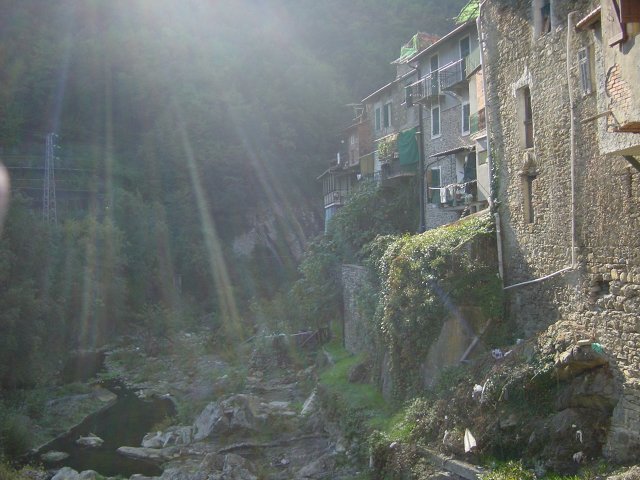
[341,264,372,356]
[482,0,640,462]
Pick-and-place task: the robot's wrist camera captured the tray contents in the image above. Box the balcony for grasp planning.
[430,180,479,209]
[465,49,481,78]
[470,108,486,135]
[406,73,442,104]
[439,59,466,92]
[323,189,349,208]
[380,157,416,187]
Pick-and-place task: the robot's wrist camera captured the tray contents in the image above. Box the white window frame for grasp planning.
[429,166,443,204]
[578,47,592,95]
[461,102,471,135]
[431,103,441,138]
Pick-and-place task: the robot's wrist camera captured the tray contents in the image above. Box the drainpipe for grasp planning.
[477,0,505,282]
[567,11,578,268]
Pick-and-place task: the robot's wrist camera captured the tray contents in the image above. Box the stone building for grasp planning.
[481,0,640,461]
[317,106,372,230]
[404,20,490,230]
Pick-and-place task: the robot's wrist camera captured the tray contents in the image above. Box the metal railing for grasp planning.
[470,108,486,134]
[429,179,478,207]
[465,49,481,78]
[439,59,465,91]
[323,189,349,208]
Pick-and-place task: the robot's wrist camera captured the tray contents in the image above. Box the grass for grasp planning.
[319,341,393,431]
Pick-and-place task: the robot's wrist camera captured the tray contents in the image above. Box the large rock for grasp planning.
[554,344,608,381]
[76,434,104,448]
[142,426,193,448]
[221,454,258,480]
[295,453,337,479]
[193,402,228,441]
[51,467,79,480]
[556,367,618,411]
[117,446,182,462]
[300,390,318,417]
[193,395,263,441]
[78,471,99,480]
[40,450,69,463]
[527,408,610,474]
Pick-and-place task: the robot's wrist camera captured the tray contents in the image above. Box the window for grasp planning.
[534,0,552,37]
[517,86,534,149]
[405,84,413,107]
[460,36,470,76]
[462,102,471,135]
[383,102,392,128]
[350,134,356,145]
[578,47,592,95]
[375,107,382,131]
[429,167,442,203]
[431,104,441,137]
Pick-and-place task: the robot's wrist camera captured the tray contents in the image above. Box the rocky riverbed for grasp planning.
[43,332,362,480]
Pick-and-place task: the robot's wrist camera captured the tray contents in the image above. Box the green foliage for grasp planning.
[328,180,419,261]
[287,237,342,331]
[318,343,392,460]
[376,213,502,399]
[0,405,32,459]
[480,461,536,480]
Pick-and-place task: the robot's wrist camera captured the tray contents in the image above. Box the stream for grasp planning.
[37,353,176,478]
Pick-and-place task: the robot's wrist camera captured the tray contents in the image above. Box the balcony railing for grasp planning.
[429,179,478,207]
[406,73,441,104]
[439,59,465,91]
[470,108,486,134]
[465,49,481,78]
[380,158,417,185]
[323,189,349,208]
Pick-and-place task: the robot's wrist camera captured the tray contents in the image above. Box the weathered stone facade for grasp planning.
[482,0,640,462]
[341,264,372,356]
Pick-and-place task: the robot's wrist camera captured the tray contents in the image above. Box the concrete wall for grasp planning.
[482,0,640,461]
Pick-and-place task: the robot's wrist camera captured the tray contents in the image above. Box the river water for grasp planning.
[37,352,176,477]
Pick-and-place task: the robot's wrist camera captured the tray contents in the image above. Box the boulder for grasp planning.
[51,467,79,480]
[193,395,263,441]
[193,403,229,441]
[554,344,608,381]
[142,426,193,448]
[221,453,258,480]
[117,446,182,462]
[556,367,618,411]
[347,362,369,384]
[78,471,99,480]
[300,390,318,417]
[40,450,69,463]
[295,453,337,479]
[76,434,104,448]
[527,408,610,474]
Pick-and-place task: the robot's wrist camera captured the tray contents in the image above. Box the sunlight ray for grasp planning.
[172,100,242,341]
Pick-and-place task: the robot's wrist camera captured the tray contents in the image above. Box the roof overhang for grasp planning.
[361,70,417,103]
[576,6,601,30]
[430,145,475,158]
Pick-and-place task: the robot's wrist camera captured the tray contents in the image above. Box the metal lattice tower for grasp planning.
[42,133,58,224]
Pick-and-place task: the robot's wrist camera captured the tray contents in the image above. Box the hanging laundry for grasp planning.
[440,187,447,204]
